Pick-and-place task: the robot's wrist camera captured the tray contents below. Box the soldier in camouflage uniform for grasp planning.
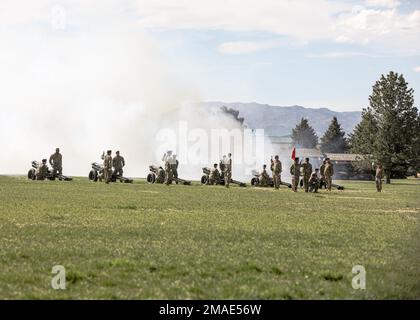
[162,151,173,185]
[49,148,62,177]
[259,164,270,187]
[319,159,327,189]
[112,151,125,181]
[308,168,320,193]
[272,155,282,190]
[36,159,49,180]
[375,162,384,192]
[301,157,313,193]
[324,158,334,191]
[290,157,301,192]
[103,150,113,184]
[208,163,221,185]
[171,155,179,184]
[156,166,166,184]
[224,153,232,188]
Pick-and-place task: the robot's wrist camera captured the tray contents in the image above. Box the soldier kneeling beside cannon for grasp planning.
[28,160,72,181]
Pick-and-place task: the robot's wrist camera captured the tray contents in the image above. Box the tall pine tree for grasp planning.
[368,71,419,182]
[348,107,378,155]
[291,118,318,148]
[320,117,348,153]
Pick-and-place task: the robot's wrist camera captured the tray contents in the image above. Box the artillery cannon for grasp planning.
[27,161,72,181]
[201,167,246,187]
[147,165,191,185]
[250,169,291,188]
[88,162,133,183]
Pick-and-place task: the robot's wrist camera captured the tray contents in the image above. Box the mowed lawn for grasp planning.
[0,175,419,299]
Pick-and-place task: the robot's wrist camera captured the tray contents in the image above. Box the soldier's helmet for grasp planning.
[55,148,60,153]
[263,164,267,169]
[107,150,112,154]
[295,157,300,162]
[42,159,47,163]
[274,155,279,160]
[214,163,218,168]
[116,151,120,154]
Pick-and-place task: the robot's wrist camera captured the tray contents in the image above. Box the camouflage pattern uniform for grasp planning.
[301,159,313,192]
[375,164,384,192]
[290,160,301,192]
[324,160,334,191]
[112,153,125,178]
[103,152,113,184]
[49,150,62,176]
[156,167,165,184]
[272,158,282,189]
[308,171,319,193]
[320,162,326,189]
[162,152,173,185]
[260,166,270,187]
[224,155,232,188]
[208,166,221,185]
[36,160,49,180]
[171,156,179,183]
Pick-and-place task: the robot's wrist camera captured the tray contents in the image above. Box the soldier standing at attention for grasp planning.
[219,156,226,182]
[324,158,334,191]
[272,155,282,190]
[112,151,125,180]
[290,157,301,192]
[320,159,327,189]
[103,150,113,184]
[36,159,49,180]
[171,155,179,183]
[302,157,313,193]
[260,164,270,187]
[375,162,384,192]
[224,153,232,188]
[49,148,62,177]
[162,151,173,185]
[208,163,221,185]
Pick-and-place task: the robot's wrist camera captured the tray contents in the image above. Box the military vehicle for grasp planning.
[27,161,72,181]
[88,162,133,183]
[201,167,246,187]
[147,165,191,185]
[250,169,291,188]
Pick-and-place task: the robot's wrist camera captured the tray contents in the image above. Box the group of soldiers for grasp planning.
[35,148,63,180]
[255,156,335,192]
[101,150,126,184]
[206,153,233,187]
[34,148,385,193]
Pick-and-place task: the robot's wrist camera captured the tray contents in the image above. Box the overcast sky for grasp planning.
[1,0,420,112]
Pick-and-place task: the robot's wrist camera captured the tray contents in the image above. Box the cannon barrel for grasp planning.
[202,167,211,175]
[91,162,102,171]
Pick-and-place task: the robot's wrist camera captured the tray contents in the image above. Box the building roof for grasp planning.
[325,153,364,162]
[295,148,323,158]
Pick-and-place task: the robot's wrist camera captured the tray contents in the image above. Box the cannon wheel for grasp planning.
[89,170,98,182]
[27,168,36,180]
[251,177,259,186]
[201,175,208,185]
[147,173,156,184]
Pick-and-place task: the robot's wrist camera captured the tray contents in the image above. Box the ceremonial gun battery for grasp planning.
[27,148,345,191]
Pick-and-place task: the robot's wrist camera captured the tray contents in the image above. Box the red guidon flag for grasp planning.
[291,147,296,160]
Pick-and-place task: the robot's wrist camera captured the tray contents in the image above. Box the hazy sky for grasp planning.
[1,0,420,112]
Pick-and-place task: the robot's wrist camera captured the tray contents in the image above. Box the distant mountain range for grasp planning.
[202,102,362,137]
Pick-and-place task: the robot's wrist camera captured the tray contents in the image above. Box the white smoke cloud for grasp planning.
[0,0,268,181]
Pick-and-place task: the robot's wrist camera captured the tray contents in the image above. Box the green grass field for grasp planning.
[0,175,419,299]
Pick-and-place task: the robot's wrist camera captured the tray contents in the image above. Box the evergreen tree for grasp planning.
[320,117,348,153]
[348,107,377,155]
[291,118,318,148]
[368,71,419,182]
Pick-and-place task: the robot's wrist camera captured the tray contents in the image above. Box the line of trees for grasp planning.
[291,116,348,153]
[291,71,420,183]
